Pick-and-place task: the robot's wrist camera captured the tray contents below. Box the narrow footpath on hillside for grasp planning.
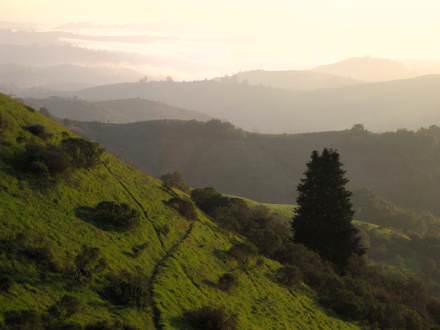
[103,163,165,249]
[149,222,195,330]
[103,163,196,330]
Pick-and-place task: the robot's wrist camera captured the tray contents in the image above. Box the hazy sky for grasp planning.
[2,0,440,79]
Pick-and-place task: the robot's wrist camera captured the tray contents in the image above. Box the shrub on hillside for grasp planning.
[191,187,232,215]
[228,242,258,266]
[25,124,51,140]
[101,271,149,308]
[273,242,335,289]
[61,137,103,169]
[0,276,13,293]
[0,233,60,272]
[160,171,190,193]
[18,144,70,179]
[71,246,107,284]
[276,265,303,287]
[93,201,140,231]
[3,310,45,330]
[48,295,81,320]
[22,245,60,272]
[183,306,238,330]
[319,287,366,320]
[166,197,197,220]
[217,273,237,292]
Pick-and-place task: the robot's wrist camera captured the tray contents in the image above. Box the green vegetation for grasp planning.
[293,149,365,269]
[192,182,440,328]
[161,171,190,193]
[0,93,358,329]
[73,118,440,217]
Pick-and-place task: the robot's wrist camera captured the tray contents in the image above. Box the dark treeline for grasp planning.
[72,119,440,217]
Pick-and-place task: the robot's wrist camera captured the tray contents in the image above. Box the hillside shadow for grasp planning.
[75,206,103,229]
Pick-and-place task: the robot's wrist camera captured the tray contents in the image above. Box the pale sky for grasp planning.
[2,0,440,79]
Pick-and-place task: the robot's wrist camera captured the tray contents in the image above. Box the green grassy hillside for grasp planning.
[0,93,357,329]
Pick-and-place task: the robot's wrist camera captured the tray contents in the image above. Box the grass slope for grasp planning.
[0,93,357,329]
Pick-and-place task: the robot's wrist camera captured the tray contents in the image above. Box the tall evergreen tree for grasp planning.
[292,148,365,270]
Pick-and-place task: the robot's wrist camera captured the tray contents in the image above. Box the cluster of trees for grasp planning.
[352,188,440,237]
[13,127,103,185]
[78,118,440,217]
[191,149,440,328]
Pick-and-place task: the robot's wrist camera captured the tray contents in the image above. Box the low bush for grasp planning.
[102,271,149,308]
[166,197,197,220]
[22,245,60,272]
[48,295,81,320]
[276,265,303,287]
[18,144,70,179]
[0,233,60,272]
[160,171,190,193]
[228,242,258,266]
[24,124,51,140]
[319,287,366,320]
[71,246,107,284]
[61,138,103,169]
[217,273,237,292]
[3,310,45,330]
[191,187,231,215]
[183,306,238,330]
[93,201,140,231]
[0,276,13,293]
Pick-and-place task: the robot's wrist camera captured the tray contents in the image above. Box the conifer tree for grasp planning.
[292,148,365,270]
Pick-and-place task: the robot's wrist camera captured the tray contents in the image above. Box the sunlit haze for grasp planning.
[3,0,440,79]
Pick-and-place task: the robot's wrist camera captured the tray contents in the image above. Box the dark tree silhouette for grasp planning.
[292,149,365,270]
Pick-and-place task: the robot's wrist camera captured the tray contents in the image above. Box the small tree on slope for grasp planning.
[292,148,365,270]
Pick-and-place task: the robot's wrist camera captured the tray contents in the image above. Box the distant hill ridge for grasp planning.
[59,74,440,133]
[24,97,212,123]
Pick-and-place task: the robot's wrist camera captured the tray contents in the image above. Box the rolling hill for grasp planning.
[0,94,359,329]
[217,70,361,91]
[70,119,440,216]
[56,74,440,134]
[313,57,415,82]
[23,97,212,123]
